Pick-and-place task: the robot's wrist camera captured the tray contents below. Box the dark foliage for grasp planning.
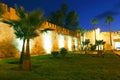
[60,48,67,57]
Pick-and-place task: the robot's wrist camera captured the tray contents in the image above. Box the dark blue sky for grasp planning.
[1,0,120,32]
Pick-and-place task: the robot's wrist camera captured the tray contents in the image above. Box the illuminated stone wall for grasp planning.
[85,29,120,50]
[1,3,19,20]
[0,21,19,57]
[31,22,80,54]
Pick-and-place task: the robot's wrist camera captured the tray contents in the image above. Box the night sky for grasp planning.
[1,0,120,32]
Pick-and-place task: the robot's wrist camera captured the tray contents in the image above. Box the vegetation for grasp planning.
[51,51,59,58]
[65,10,79,31]
[95,40,106,56]
[60,47,67,57]
[80,28,86,50]
[49,3,79,31]
[105,16,114,46]
[1,6,45,71]
[82,39,90,54]
[49,3,68,27]
[92,18,98,44]
[0,53,120,80]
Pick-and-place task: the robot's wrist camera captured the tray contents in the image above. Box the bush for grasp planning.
[60,48,67,57]
[90,44,96,51]
[51,51,59,57]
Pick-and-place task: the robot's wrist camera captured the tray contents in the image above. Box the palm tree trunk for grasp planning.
[108,23,112,46]
[20,38,25,64]
[22,39,31,71]
[94,25,96,44]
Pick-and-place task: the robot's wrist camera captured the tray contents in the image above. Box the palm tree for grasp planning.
[1,6,45,71]
[82,39,90,54]
[95,40,105,56]
[80,28,86,50]
[21,9,45,71]
[1,6,27,64]
[105,16,114,46]
[92,18,98,44]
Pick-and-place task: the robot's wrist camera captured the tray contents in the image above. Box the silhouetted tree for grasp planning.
[105,16,114,46]
[82,39,90,54]
[95,40,106,56]
[92,18,98,44]
[49,3,79,31]
[65,10,79,31]
[80,28,86,50]
[49,3,68,27]
[2,6,45,71]
[1,6,26,64]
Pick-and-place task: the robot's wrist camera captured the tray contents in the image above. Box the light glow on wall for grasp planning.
[68,36,72,51]
[115,42,120,50]
[74,37,78,51]
[58,34,64,48]
[16,39,23,52]
[42,31,52,53]
[96,28,100,35]
[16,39,34,53]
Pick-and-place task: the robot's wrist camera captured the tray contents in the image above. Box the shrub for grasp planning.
[90,44,96,51]
[51,51,59,57]
[60,48,67,57]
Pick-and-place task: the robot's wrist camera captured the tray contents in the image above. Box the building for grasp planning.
[0,3,80,57]
[84,28,120,50]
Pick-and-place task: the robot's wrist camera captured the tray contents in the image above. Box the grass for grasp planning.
[0,52,120,80]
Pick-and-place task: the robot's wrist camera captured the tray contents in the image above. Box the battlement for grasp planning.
[0,2,78,37]
[0,3,19,20]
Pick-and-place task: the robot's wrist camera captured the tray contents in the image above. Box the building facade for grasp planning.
[0,3,80,57]
[84,28,120,50]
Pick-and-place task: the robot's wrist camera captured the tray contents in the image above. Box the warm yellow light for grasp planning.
[42,31,52,53]
[58,34,64,48]
[68,36,72,51]
[74,37,78,51]
[16,39,23,52]
[96,28,100,35]
[16,39,34,53]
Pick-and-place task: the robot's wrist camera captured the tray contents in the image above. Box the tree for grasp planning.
[105,16,114,46]
[95,40,105,56]
[82,39,90,54]
[49,3,68,27]
[1,6,27,64]
[92,18,98,44]
[21,9,45,71]
[80,28,86,50]
[1,6,45,71]
[49,3,79,31]
[65,10,79,31]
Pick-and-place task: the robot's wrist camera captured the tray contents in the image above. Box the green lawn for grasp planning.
[0,52,120,80]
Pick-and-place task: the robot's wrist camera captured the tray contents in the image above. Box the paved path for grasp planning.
[114,51,120,56]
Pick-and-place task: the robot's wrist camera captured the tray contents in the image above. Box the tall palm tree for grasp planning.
[105,16,114,46]
[1,6,27,64]
[92,18,98,44]
[1,6,45,71]
[80,28,86,50]
[21,9,45,71]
